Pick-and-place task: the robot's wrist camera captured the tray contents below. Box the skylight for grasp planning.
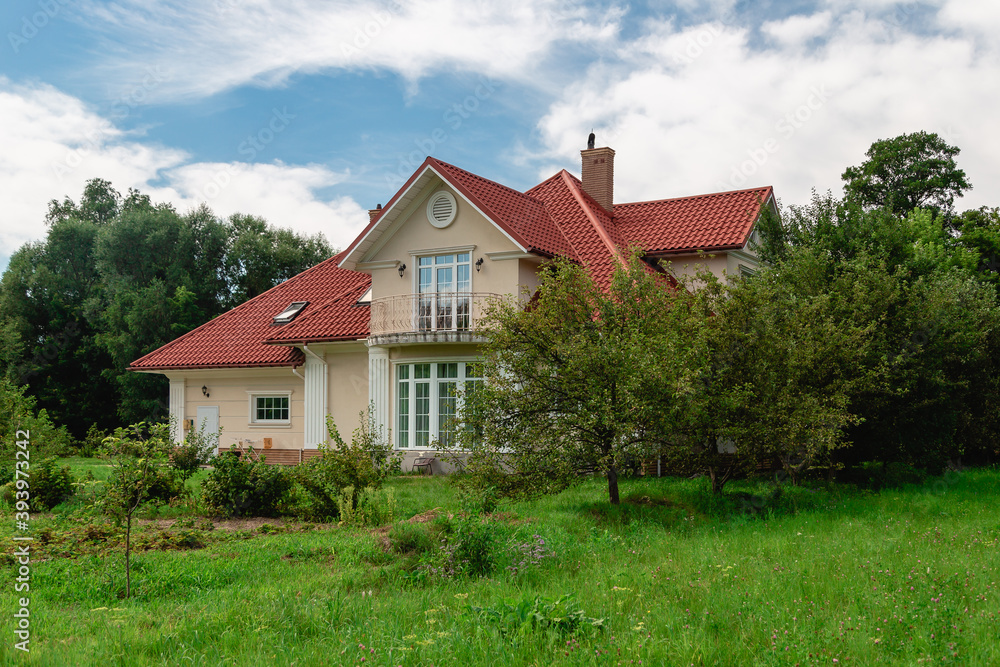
[273,301,308,324]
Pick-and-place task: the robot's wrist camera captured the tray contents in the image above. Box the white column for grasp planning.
[303,351,328,448]
[368,345,390,440]
[168,378,185,444]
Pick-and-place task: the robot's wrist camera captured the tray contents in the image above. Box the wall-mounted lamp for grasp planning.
[475,257,484,272]
[398,262,406,278]
[202,385,210,398]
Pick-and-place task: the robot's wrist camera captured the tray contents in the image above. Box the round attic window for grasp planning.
[426,190,457,228]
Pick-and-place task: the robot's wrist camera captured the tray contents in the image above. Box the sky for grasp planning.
[2,0,999,273]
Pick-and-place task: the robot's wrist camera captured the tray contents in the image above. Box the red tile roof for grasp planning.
[428,159,576,258]
[615,186,773,254]
[131,159,773,370]
[129,252,370,370]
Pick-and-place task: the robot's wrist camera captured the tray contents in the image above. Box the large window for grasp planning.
[396,361,481,449]
[417,252,472,331]
[248,392,291,425]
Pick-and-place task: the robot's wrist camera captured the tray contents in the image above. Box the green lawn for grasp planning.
[2,467,998,665]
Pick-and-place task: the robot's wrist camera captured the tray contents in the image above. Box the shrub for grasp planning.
[422,513,504,578]
[79,424,107,458]
[32,457,75,510]
[202,448,291,517]
[171,421,219,482]
[337,485,396,527]
[293,410,402,521]
[389,522,435,555]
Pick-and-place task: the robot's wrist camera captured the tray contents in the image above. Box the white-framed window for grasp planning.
[396,361,482,449]
[247,391,292,425]
[416,252,472,331]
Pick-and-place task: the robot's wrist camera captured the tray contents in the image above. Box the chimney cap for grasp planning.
[587,131,596,150]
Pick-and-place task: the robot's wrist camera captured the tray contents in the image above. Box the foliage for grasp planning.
[171,420,219,482]
[466,594,605,637]
[79,423,108,458]
[293,411,402,520]
[841,130,971,216]
[0,376,73,461]
[202,448,292,517]
[30,457,75,511]
[0,179,334,437]
[99,421,177,598]
[336,485,396,527]
[459,252,708,504]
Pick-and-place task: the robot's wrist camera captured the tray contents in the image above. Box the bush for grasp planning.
[202,448,291,517]
[171,421,219,482]
[32,457,75,510]
[389,522,436,555]
[293,411,402,521]
[422,513,504,578]
[337,485,396,527]
[79,424,107,458]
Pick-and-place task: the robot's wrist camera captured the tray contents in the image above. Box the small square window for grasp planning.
[251,395,290,423]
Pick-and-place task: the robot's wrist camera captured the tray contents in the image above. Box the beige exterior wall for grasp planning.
[364,179,530,300]
[665,246,760,284]
[320,341,371,437]
[167,368,305,450]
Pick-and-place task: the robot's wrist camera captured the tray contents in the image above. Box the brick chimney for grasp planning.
[581,133,615,213]
[368,203,382,222]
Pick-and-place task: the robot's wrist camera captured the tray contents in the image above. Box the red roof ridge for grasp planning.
[614,185,774,210]
[560,170,623,264]
[428,157,544,206]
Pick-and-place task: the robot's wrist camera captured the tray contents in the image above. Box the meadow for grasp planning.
[1,462,998,666]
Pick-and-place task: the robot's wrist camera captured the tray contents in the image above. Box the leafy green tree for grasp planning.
[224,213,333,308]
[0,179,334,438]
[460,253,706,505]
[100,422,175,598]
[842,130,971,216]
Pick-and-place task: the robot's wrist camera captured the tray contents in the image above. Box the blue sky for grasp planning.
[3,0,999,273]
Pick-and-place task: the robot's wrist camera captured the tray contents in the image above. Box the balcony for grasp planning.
[368,292,502,345]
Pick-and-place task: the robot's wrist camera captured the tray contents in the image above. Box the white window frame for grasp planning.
[246,390,293,427]
[394,360,482,450]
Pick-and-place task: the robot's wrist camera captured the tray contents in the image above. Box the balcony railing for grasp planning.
[369,292,502,338]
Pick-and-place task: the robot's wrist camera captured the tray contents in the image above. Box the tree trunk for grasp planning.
[607,466,620,505]
[125,513,132,599]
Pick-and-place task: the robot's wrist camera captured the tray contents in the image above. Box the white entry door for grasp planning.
[195,405,219,455]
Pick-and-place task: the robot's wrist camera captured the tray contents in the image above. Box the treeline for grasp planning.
[0,179,333,441]
[462,132,1000,502]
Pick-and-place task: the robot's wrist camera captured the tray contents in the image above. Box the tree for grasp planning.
[460,253,706,505]
[0,178,334,438]
[842,131,971,216]
[100,422,174,599]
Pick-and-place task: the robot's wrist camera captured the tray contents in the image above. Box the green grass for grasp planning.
[2,467,999,665]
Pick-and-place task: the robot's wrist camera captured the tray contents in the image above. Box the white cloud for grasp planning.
[762,12,833,46]
[0,78,367,261]
[535,5,1000,211]
[70,0,624,101]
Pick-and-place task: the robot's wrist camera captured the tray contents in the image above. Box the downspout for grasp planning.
[291,364,304,381]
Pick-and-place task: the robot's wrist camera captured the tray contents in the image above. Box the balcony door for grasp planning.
[417,252,471,331]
